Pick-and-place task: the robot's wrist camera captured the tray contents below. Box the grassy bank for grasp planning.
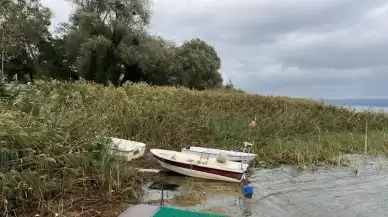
[1,81,388,215]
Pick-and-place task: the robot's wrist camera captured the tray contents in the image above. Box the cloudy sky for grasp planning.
[42,0,388,99]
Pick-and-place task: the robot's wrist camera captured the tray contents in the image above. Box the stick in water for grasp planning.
[364,120,368,161]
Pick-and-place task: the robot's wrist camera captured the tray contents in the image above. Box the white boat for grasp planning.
[108,137,146,161]
[150,148,249,183]
[181,142,257,163]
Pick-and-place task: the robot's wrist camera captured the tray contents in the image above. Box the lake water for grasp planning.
[327,104,388,112]
[142,155,388,217]
[351,105,388,112]
[140,104,388,217]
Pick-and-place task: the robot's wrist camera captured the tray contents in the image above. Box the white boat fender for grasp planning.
[216,151,228,163]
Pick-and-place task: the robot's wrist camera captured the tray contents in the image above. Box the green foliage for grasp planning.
[1,0,52,81]
[169,38,223,89]
[0,73,7,98]
[0,0,52,56]
[1,0,226,90]
[223,79,244,92]
[63,0,151,85]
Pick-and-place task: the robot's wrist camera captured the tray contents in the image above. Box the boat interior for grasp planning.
[156,149,248,171]
[183,146,257,157]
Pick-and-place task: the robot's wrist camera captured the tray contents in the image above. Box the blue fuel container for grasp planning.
[243,184,253,199]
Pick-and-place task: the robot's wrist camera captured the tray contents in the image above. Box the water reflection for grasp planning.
[240,197,252,216]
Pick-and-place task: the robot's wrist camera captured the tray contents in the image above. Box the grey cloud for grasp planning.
[234,66,388,98]
[45,0,388,98]
[279,43,388,69]
[42,0,73,28]
[153,0,387,46]
[150,0,388,98]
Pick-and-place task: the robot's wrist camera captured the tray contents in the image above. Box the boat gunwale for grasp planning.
[181,147,257,157]
[150,148,248,173]
[110,147,145,153]
[108,137,147,152]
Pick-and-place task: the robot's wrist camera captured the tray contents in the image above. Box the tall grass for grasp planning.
[1,80,388,215]
[0,82,144,216]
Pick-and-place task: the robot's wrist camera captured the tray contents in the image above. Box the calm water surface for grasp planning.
[143,155,388,217]
[351,105,388,112]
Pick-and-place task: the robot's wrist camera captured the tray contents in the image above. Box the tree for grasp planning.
[168,38,223,90]
[223,79,244,92]
[0,0,52,81]
[64,0,152,85]
[1,0,227,90]
[37,36,77,80]
[224,79,235,90]
[135,35,178,85]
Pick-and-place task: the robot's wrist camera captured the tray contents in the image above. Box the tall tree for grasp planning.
[168,38,223,90]
[64,0,151,85]
[37,36,77,80]
[0,0,52,81]
[0,0,226,90]
[135,35,178,85]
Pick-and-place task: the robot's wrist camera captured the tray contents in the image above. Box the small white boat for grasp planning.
[150,148,249,183]
[181,142,257,163]
[108,137,146,161]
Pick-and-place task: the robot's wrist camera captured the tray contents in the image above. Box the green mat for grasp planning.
[152,206,227,217]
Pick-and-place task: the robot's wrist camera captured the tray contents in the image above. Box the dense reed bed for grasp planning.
[1,81,388,216]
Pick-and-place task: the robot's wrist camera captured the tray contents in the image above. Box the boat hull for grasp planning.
[152,154,246,183]
[111,146,146,161]
[181,148,256,162]
[109,137,146,161]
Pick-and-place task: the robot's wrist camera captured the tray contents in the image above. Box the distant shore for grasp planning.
[338,105,388,112]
